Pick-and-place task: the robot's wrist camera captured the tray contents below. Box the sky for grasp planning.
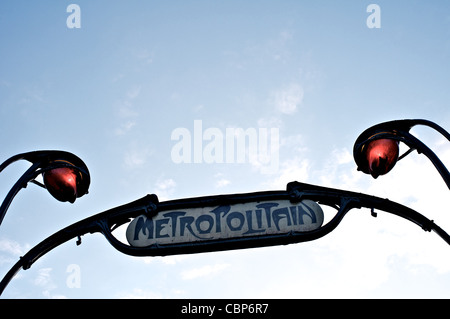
[0,1,450,299]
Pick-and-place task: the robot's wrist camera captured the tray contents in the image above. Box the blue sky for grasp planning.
[0,1,450,298]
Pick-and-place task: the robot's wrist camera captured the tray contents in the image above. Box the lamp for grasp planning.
[353,119,450,189]
[0,150,90,226]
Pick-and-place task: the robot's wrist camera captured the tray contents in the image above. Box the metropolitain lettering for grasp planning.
[126,200,324,247]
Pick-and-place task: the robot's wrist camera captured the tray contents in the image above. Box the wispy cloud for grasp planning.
[0,238,27,256]
[17,87,45,105]
[268,30,293,62]
[33,267,66,299]
[126,86,141,100]
[33,268,53,287]
[154,178,177,201]
[114,85,142,136]
[0,238,31,266]
[271,83,304,115]
[122,138,154,170]
[214,173,231,188]
[115,120,136,136]
[215,178,231,188]
[123,148,149,169]
[116,286,185,299]
[117,288,163,299]
[181,263,230,280]
[267,156,310,188]
[132,48,153,66]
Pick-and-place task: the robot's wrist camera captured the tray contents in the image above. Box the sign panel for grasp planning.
[126,199,324,248]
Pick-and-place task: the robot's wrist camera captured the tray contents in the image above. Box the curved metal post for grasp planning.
[0,161,42,226]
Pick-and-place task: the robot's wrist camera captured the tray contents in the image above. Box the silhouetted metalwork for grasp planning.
[354,119,450,189]
[1,181,449,295]
[1,119,449,296]
[0,150,90,227]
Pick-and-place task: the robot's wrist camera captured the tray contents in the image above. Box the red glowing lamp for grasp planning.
[0,150,90,228]
[365,139,399,178]
[43,164,81,203]
[354,119,450,189]
[353,122,404,179]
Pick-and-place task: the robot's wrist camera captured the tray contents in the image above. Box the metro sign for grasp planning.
[126,198,324,249]
[2,179,449,296]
